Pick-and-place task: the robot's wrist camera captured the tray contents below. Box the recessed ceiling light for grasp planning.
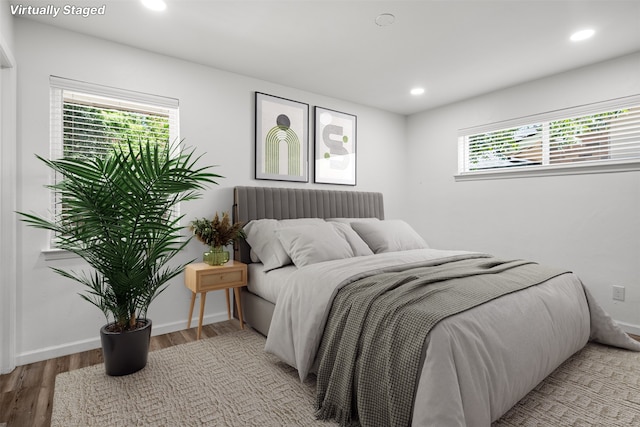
[141,0,167,11]
[410,87,425,96]
[570,29,595,42]
[375,13,395,27]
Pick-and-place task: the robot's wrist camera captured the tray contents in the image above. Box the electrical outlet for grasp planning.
[612,285,625,302]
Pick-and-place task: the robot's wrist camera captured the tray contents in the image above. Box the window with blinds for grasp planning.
[50,76,179,161]
[457,95,640,179]
[48,76,180,249]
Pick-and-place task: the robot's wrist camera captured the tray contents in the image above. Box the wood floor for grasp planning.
[0,320,242,427]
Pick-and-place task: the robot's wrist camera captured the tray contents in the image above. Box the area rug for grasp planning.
[52,330,327,426]
[494,342,640,426]
[52,330,640,426]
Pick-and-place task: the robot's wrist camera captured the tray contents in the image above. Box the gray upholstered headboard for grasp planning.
[233,186,384,263]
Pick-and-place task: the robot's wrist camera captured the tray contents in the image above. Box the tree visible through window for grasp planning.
[62,93,171,159]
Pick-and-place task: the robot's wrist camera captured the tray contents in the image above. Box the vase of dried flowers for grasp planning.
[189,212,245,266]
[203,246,229,266]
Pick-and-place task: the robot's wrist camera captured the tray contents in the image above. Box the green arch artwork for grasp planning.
[264,114,301,176]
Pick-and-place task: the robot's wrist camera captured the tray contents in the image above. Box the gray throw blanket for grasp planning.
[315,256,569,427]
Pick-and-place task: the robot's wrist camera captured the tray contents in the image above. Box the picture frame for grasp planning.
[255,92,309,182]
[314,107,357,186]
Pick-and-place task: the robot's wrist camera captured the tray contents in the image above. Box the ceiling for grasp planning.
[11,0,640,115]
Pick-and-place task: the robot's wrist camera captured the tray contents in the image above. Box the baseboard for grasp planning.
[617,320,640,337]
[15,311,229,367]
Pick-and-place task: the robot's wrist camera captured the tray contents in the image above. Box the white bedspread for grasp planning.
[264,248,640,426]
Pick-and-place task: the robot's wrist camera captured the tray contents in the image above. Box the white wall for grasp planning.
[14,18,408,364]
[0,0,14,50]
[0,0,17,374]
[406,52,640,333]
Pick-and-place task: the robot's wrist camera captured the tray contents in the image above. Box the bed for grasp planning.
[233,185,639,427]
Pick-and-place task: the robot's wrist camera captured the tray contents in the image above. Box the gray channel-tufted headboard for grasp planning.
[233,186,385,263]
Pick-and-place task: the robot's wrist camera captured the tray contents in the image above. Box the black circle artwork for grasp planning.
[276,114,291,129]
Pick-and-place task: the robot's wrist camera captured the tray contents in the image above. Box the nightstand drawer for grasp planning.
[200,270,244,289]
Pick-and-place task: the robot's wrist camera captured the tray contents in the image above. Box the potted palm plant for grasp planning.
[19,140,219,376]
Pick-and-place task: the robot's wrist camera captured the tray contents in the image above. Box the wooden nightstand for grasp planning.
[184,261,248,339]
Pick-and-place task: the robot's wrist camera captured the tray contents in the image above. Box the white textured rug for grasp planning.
[494,342,640,426]
[52,330,327,426]
[52,330,640,426]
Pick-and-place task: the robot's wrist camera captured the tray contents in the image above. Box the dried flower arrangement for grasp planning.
[189,212,246,248]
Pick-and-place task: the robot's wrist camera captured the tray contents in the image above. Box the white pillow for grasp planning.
[351,220,429,254]
[330,222,374,257]
[243,218,325,271]
[326,217,380,224]
[275,223,354,268]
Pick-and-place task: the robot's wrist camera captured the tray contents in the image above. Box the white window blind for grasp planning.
[48,76,180,251]
[457,95,640,179]
[50,76,179,160]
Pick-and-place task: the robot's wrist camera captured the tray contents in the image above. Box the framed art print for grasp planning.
[255,92,309,182]
[314,107,357,185]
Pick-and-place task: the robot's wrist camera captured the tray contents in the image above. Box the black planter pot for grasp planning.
[100,319,152,376]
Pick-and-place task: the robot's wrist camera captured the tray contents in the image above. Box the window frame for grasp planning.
[456,94,640,181]
[45,76,180,258]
